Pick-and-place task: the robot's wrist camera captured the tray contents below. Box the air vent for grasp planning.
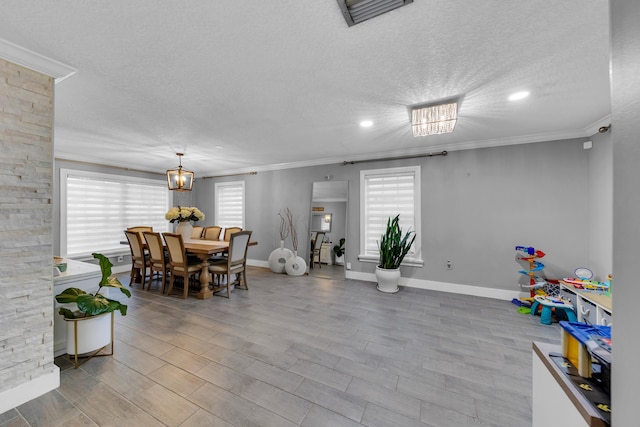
[337,0,413,27]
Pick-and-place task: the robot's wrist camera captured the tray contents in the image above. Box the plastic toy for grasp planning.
[530,295,576,325]
[515,246,547,297]
[562,268,611,293]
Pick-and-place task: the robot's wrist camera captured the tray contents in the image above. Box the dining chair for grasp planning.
[142,231,170,293]
[127,226,153,232]
[124,230,150,289]
[191,226,204,239]
[310,231,325,269]
[203,226,222,241]
[163,232,202,299]
[209,230,252,298]
[223,227,243,242]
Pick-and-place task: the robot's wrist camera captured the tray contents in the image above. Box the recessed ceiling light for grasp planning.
[509,91,530,101]
[360,120,373,128]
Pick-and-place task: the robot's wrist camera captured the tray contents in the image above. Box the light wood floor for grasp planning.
[1,267,561,427]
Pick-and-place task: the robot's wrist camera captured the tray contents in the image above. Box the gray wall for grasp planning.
[611,0,640,423]
[588,130,613,279]
[195,137,594,292]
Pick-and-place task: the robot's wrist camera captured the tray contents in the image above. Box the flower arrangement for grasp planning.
[165,206,205,223]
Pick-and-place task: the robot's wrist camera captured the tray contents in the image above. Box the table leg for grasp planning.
[196,255,213,299]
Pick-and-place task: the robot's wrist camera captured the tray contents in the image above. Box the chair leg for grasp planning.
[167,273,175,296]
[182,274,189,299]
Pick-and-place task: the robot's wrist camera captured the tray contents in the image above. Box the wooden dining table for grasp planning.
[122,237,257,300]
[182,239,257,300]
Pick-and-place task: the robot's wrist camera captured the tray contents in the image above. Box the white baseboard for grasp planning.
[112,264,131,274]
[0,367,60,414]
[345,270,525,301]
[247,259,269,269]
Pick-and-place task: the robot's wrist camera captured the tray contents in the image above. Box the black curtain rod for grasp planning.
[343,150,448,165]
[201,171,258,179]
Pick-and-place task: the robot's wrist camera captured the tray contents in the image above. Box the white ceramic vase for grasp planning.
[175,221,193,241]
[375,266,401,293]
[268,240,293,273]
[285,251,307,276]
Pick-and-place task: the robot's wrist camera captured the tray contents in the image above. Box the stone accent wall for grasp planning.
[0,58,54,394]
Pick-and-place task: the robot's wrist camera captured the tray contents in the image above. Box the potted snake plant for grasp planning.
[375,215,416,293]
[55,253,131,366]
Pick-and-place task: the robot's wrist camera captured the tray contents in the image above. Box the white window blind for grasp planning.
[360,166,422,264]
[215,181,245,228]
[61,169,170,257]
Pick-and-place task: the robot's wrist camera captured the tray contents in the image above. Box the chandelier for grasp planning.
[166,153,194,192]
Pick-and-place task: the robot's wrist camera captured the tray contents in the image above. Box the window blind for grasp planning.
[215,181,245,228]
[61,170,170,257]
[361,167,419,257]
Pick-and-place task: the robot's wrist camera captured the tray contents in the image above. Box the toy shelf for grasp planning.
[559,281,612,326]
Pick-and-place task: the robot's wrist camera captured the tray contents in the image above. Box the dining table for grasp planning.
[122,237,257,299]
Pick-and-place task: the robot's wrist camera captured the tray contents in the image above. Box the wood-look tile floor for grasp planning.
[1,267,562,427]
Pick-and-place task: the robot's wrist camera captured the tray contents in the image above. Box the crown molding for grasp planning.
[583,114,612,137]
[0,38,76,83]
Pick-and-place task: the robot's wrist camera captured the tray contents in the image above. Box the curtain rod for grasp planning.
[201,171,258,179]
[343,150,448,165]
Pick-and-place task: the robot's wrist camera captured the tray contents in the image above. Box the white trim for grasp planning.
[247,259,269,269]
[357,253,424,267]
[0,367,60,414]
[345,270,526,301]
[0,38,76,83]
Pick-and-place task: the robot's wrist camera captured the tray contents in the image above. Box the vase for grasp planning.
[176,221,193,241]
[268,240,293,273]
[375,266,401,293]
[285,250,306,276]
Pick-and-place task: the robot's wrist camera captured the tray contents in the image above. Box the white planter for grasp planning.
[285,251,307,276]
[268,240,293,273]
[334,254,345,265]
[375,266,401,293]
[65,312,113,355]
[175,221,193,240]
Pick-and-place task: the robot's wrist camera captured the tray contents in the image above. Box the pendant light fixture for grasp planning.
[166,153,194,191]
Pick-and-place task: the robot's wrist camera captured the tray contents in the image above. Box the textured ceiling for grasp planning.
[0,1,610,176]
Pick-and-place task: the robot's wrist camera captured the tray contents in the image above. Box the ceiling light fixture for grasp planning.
[411,101,458,137]
[166,153,194,192]
[508,91,530,101]
[360,120,373,127]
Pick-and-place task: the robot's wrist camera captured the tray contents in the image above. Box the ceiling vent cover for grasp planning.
[337,0,414,27]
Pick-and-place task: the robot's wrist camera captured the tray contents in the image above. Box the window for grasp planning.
[215,181,245,228]
[359,166,422,266]
[60,169,171,257]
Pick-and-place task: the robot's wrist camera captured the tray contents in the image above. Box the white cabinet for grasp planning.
[559,282,612,325]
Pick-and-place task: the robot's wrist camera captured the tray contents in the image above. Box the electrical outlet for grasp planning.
[117,255,124,263]
[346,262,351,270]
[446,260,453,270]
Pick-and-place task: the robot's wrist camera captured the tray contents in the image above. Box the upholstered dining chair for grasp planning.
[124,229,150,289]
[208,230,252,298]
[163,232,202,299]
[310,231,325,269]
[127,226,153,232]
[143,231,170,293]
[191,226,204,239]
[223,227,243,242]
[203,226,222,241]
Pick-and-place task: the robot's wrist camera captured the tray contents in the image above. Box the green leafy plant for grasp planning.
[333,238,345,257]
[55,253,131,319]
[378,215,416,269]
